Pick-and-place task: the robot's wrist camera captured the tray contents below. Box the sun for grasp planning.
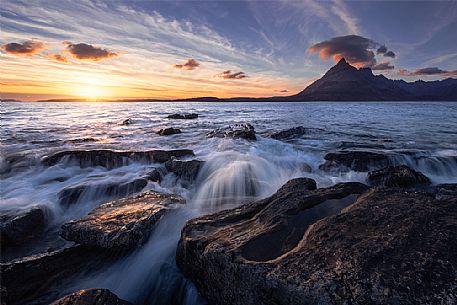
[79,85,104,100]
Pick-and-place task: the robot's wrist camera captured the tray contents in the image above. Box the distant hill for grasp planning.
[289,58,457,101]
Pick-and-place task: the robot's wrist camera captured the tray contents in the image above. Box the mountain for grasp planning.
[289,58,457,101]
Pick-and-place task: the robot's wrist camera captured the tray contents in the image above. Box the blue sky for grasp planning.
[1,0,456,100]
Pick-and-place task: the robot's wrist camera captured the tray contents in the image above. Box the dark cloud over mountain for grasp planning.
[308,35,396,69]
[174,59,200,70]
[64,42,118,61]
[372,62,395,70]
[2,40,45,55]
[399,67,457,76]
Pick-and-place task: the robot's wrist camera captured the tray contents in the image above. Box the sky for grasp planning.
[1,0,456,101]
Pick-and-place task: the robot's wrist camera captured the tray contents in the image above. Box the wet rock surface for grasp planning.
[165,159,205,182]
[0,245,108,305]
[320,150,390,171]
[50,288,133,305]
[156,127,182,136]
[271,126,307,140]
[177,181,457,305]
[367,165,431,187]
[61,191,185,249]
[42,149,194,168]
[207,123,256,141]
[121,118,133,125]
[167,113,198,119]
[57,178,148,207]
[0,207,47,247]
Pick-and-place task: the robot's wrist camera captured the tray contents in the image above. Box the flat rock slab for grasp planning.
[271,126,307,140]
[320,150,390,172]
[177,182,457,305]
[156,127,182,136]
[368,165,431,187]
[50,288,133,305]
[207,123,256,141]
[167,113,198,119]
[165,159,205,182]
[61,191,185,249]
[42,149,194,169]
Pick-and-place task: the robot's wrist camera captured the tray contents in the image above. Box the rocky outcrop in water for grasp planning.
[177,179,457,305]
[42,149,194,168]
[122,118,133,125]
[0,207,47,247]
[61,191,185,249]
[57,178,148,207]
[367,165,431,187]
[167,113,198,120]
[165,159,204,182]
[50,288,133,305]
[156,127,182,136]
[271,126,307,140]
[0,245,107,305]
[207,123,256,141]
[320,150,390,171]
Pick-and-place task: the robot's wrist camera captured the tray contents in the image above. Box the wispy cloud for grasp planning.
[399,67,457,76]
[174,58,200,70]
[216,70,248,79]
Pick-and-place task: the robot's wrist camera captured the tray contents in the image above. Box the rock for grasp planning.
[42,149,194,168]
[434,183,457,200]
[145,168,165,182]
[271,126,307,140]
[122,118,133,125]
[0,207,46,247]
[319,150,390,172]
[177,184,457,305]
[64,138,97,144]
[207,123,256,141]
[50,288,133,305]
[0,246,107,304]
[61,191,185,249]
[156,127,182,136]
[57,178,148,207]
[165,159,205,181]
[367,165,431,187]
[167,113,198,120]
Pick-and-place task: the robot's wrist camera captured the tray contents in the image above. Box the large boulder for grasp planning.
[319,150,390,172]
[156,127,182,136]
[165,159,205,182]
[0,245,107,304]
[177,182,457,305]
[50,288,133,305]
[207,123,256,141]
[167,113,198,120]
[0,207,46,247]
[61,191,185,249]
[57,178,148,207]
[42,149,194,169]
[367,165,431,187]
[271,126,307,140]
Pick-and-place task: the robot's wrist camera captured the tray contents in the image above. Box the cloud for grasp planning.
[372,62,395,70]
[308,35,396,68]
[64,42,118,61]
[216,70,247,79]
[2,40,46,55]
[275,89,289,93]
[174,58,200,70]
[398,67,457,76]
[48,53,68,63]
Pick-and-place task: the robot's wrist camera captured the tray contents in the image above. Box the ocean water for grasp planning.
[1,101,457,304]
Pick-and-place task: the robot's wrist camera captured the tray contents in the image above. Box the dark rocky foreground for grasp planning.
[177,174,457,305]
[207,123,256,141]
[50,289,133,305]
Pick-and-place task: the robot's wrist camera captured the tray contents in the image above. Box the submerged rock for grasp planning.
[156,127,182,136]
[50,288,133,305]
[367,165,431,187]
[42,149,194,168]
[271,126,307,140]
[177,182,457,305]
[61,191,185,249]
[0,207,46,247]
[145,167,165,182]
[167,113,198,120]
[207,123,256,141]
[165,159,205,182]
[319,150,390,171]
[121,118,133,125]
[0,246,106,304]
[57,178,148,207]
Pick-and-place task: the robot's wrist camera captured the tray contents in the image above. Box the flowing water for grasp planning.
[1,101,457,304]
